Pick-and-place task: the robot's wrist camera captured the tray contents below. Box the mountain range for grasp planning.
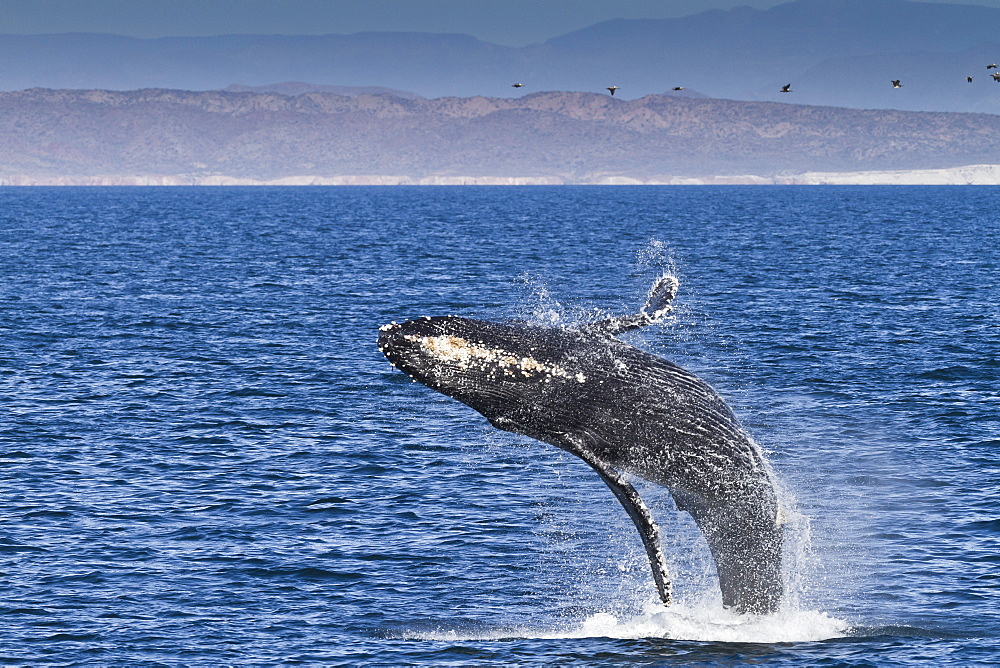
[1,0,1000,114]
[3,87,999,184]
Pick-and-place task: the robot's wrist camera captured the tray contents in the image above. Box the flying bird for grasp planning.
[993,72,1000,82]
[672,86,685,91]
[988,64,998,69]
[780,84,792,93]
[607,86,619,96]
[511,83,525,88]
[967,76,974,83]
[891,80,903,88]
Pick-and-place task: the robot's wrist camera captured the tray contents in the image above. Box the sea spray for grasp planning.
[407,603,848,644]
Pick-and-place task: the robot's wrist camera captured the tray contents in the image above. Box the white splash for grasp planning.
[410,603,848,644]
[559,602,848,643]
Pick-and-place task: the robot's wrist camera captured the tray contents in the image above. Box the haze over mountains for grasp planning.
[2,0,1000,114]
[4,87,1000,185]
[3,0,1000,184]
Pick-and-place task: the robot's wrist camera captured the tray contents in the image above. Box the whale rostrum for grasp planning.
[377,275,784,614]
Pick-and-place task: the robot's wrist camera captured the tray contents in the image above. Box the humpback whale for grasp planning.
[377,276,784,614]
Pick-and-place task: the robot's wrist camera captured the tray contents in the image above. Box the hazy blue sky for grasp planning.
[2,0,1000,45]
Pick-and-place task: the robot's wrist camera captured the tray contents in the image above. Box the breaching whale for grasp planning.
[377,276,784,614]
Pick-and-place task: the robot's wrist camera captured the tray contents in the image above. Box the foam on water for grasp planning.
[409,602,849,644]
[566,603,849,643]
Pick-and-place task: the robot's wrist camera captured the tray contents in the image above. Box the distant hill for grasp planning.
[2,88,999,184]
[221,82,423,99]
[1,0,1000,113]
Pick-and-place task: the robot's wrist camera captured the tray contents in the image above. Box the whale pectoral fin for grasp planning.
[581,274,679,336]
[558,434,672,606]
[581,314,649,336]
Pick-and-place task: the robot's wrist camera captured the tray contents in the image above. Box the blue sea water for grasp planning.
[0,185,997,666]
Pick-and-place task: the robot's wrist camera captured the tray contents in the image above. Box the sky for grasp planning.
[3,0,1000,46]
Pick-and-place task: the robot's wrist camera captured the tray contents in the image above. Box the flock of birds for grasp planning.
[511,82,684,96]
[510,63,1000,96]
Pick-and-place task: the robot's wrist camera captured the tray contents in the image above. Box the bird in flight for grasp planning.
[780,84,792,93]
[672,86,685,91]
[607,86,619,95]
[993,72,1000,82]
[511,83,524,88]
[967,76,974,83]
[988,64,998,69]
[891,80,903,88]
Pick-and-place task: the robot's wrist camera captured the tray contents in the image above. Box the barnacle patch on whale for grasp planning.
[405,334,586,383]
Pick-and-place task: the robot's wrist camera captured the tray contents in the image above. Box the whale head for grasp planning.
[377,316,594,433]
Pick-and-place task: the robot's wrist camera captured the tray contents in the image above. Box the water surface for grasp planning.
[1,186,997,665]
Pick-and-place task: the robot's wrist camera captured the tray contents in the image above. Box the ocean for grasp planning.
[1,186,997,666]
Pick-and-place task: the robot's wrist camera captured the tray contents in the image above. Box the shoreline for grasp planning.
[3,164,1000,186]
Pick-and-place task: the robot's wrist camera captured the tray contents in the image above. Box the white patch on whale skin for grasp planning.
[405,334,586,383]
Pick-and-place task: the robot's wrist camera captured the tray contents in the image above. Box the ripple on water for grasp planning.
[1,186,999,665]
